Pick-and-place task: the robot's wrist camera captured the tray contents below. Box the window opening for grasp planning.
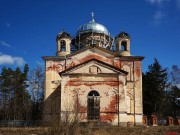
[87,90,100,120]
[121,41,127,51]
[60,40,66,51]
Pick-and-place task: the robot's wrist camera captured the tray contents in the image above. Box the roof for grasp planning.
[75,13,110,36]
[76,21,109,36]
[42,56,65,61]
[115,31,130,39]
[56,31,71,39]
[119,56,144,61]
[42,45,144,61]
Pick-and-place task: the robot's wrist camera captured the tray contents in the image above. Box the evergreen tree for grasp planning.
[0,65,31,120]
[143,58,168,118]
[0,67,13,119]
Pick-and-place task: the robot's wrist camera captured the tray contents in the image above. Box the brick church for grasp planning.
[43,13,144,126]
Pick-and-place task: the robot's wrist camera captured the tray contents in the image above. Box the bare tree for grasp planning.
[29,66,44,120]
[168,65,180,117]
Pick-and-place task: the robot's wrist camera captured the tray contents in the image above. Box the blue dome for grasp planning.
[77,21,109,35]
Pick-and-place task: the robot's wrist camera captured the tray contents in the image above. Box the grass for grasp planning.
[0,125,179,135]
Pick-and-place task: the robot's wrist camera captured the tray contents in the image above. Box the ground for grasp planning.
[0,125,179,135]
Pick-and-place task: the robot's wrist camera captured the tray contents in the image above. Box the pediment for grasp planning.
[64,46,117,69]
[59,59,128,76]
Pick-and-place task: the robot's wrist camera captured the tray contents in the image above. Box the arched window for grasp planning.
[60,40,66,51]
[126,93,134,114]
[121,41,127,51]
[87,90,100,120]
[88,90,100,96]
[123,65,131,81]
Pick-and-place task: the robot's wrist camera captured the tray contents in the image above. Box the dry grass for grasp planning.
[0,124,180,135]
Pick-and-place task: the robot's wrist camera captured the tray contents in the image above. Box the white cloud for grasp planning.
[153,10,165,25]
[177,0,180,9]
[0,40,11,47]
[6,23,11,28]
[177,84,180,89]
[146,0,171,26]
[154,10,165,20]
[147,0,180,10]
[36,60,44,66]
[0,53,26,66]
[147,0,170,4]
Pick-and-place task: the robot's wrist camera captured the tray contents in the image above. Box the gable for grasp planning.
[65,46,116,69]
[60,59,128,76]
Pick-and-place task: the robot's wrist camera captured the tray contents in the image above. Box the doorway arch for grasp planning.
[87,90,100,120]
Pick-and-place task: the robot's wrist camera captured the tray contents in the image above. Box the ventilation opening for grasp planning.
[60,40,66,51]
[121,41,127,51]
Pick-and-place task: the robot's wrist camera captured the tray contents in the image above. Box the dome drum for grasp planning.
[72,32,114,50]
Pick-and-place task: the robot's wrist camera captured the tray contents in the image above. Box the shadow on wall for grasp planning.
[44,85,61,126]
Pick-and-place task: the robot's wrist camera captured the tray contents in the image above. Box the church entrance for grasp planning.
[87,90,100,120]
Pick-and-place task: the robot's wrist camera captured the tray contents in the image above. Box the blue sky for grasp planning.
[0,0,180,72]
